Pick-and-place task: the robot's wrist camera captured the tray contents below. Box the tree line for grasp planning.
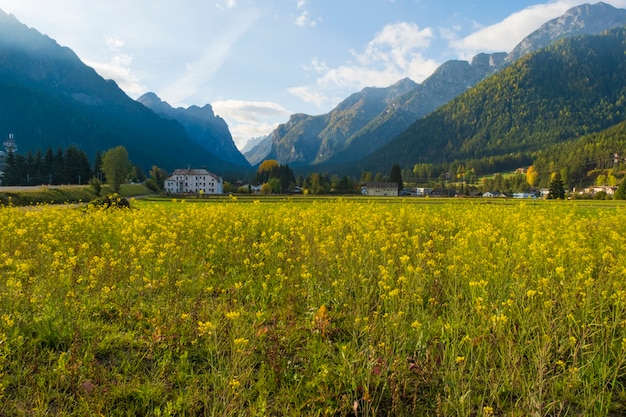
[0,145,145,193]
[2,146,96,186]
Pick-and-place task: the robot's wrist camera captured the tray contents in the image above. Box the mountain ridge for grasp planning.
[359,27,626,176]
[137,92,250,167]
[0,9,248,175]
[246,2,626,169]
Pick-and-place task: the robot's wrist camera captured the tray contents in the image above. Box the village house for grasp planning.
[412,187,432,196]
[361,182,399,197]
[583,185,617,196]
[483,191,505,198]
[512,192,537,199]
[164,168,223,194]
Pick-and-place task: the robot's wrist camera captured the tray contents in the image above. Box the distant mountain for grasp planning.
[241,135,267,153]
[504,2,626,65]
[137,93,249,167]
[261,78,417,166]
[0,10,245,174]
[243,135,272,166]
[325,53,506,164]
[253,1,626,169]
[361,27,626,174]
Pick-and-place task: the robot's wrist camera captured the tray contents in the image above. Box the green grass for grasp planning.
[0,183,152,206]
[0,198,626,415]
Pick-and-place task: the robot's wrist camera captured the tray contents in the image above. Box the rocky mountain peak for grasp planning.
[138,92,249,167]
[505,2,626,64]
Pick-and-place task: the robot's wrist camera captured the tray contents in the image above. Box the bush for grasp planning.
[89,194,132,209]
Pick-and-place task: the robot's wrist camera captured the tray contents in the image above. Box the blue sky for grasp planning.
[0,0,624,149]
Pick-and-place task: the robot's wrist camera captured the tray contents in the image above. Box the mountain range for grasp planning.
[361,26,626,179]
[0,2,625,181]
[246,2,626,170]
[136,92,249,167]
[0,9,249,175]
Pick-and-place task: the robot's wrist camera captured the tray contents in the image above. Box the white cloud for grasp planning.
[303,57,329,74]
[290,21,438,109]
[106,35,125,50]
[288,85,337,109]
[449,0,586,59]
[294,10,319,27]
[86,57,145,96]
[294,11,310,27]
[83,34,145,97]
[212,100,292,148]
[216,0,237,10]
[294,0,319,27]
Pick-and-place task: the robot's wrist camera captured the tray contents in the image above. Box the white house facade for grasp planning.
[164,169,223,194]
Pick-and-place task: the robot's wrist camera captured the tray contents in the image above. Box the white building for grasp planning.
[164,168,223,194]
[361,182,399,197]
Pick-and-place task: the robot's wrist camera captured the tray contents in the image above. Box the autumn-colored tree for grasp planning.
[526,165,538,187]
[257,159,279,174]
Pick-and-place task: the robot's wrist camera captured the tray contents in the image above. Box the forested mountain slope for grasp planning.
[361,28,626,174]
[0,10,243,173]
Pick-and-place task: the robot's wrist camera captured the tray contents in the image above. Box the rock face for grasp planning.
[137,93,250,167]
[505,2,626,65]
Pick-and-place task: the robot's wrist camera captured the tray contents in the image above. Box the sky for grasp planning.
[0,0,625,150]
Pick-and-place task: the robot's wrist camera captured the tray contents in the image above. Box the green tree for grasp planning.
[389,164,403,191]
[361,171,373,183]
[2,151,20,185]
[149,166,168,191]
[64,146,92,185]
[268,178,282,194]
[89,177,102,197]
[615,179,626,200]
[43,147,54,184]
[53,148,66,184]
[93,151,104,182]
[101,146,132,192]
[310,172,322,195]
[548,175,566,200]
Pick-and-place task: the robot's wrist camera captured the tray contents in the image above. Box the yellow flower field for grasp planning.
[1,198,626,415]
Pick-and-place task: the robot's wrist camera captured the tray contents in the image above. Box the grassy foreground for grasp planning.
[1,198,626,415]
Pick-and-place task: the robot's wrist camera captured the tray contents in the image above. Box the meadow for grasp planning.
[1,197,626,416]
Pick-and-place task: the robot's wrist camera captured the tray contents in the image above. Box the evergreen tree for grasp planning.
[64,146,91,185]
[53,148,66,184]
[389,164,403,191]
[33,150,44,184]
[43,147,54,184]
[548,175,566,200]
[3,151,19,185]
[25,151,35,185]
[93,151,104,182]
